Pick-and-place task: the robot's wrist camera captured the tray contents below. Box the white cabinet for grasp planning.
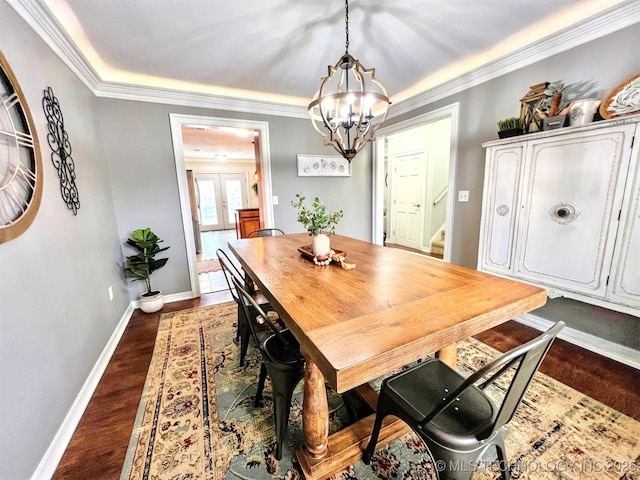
[479,115,640,316]
[608,156,640,306]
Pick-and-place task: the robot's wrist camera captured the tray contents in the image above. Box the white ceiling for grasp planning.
[10,0,638,159]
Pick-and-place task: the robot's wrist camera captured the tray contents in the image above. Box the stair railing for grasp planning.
[433,187,448,206]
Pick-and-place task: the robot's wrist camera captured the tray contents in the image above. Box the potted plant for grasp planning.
[497,117,525,139]
[124,227,170,313]
[291,193,343,256]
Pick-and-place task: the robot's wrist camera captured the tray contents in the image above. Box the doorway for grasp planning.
[169,114,273,298]
[373,103,459,263]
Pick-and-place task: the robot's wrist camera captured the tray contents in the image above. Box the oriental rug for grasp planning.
[121,302,640,480]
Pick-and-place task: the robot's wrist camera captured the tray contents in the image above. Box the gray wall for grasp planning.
[98,101,372,299]
[1,5,638,478]
[384,22,640,346]
[0,4,130,478]
[395,24,640,269]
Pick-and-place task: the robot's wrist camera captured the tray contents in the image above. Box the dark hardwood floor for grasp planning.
[53,293,639,479]
[53,291,232,480]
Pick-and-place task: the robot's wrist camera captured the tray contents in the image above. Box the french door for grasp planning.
[195,173,247,231]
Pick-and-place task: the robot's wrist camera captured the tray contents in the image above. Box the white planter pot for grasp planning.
[140,291,164,313]
[311,233,331,257]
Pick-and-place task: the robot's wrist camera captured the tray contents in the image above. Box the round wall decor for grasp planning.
[0,52,43,244]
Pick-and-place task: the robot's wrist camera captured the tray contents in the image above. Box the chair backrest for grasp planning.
[419,321,564,439]
[216,248,244,305]
[247,228,285,238]
[231,274,303,361]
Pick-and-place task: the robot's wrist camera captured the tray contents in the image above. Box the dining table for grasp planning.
[228,233,547,479]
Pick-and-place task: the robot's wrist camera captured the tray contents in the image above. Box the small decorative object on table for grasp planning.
[291,193,343,257]
[297,245,355,269]
[124,227,170,313]
[497,117,524,139]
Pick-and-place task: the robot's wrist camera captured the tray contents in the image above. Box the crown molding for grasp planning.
[93,82,310,118]
[390,2,640,118]
[7,0,102,92]
[9,0,640,119]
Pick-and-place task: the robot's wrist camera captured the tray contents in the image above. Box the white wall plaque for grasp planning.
[297,154,351,177]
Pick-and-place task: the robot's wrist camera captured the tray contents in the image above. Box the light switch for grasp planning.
[272,196,279,205]
[458,190,469,202]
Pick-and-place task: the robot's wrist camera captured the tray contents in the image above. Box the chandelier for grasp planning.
[308,0,391,162]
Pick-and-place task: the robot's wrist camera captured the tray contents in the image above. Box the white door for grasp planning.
[392,152,426,250]
[195,173,247,231]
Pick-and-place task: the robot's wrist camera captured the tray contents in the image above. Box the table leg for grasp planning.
[436,342,457,367]
[303,358,329,459]
[243,271,255,294]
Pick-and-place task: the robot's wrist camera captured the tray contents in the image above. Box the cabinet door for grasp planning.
[514,125,635,297]
[608,139,640,309]
[479,145,525,274]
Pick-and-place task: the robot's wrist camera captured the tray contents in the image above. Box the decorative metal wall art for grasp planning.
[42,86,80,214]
[296,154,351,177]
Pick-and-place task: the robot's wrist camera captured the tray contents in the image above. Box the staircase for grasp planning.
[430,229,445,258]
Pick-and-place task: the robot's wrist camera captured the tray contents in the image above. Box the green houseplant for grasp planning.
[124,227,170,313]
[292,193,343,256]
[497,117,524,139]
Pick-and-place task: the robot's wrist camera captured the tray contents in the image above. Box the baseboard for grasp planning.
[516,313,640,370]
[32,303,136,480]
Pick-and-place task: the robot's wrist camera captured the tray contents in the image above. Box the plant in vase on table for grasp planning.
[124,227,170,313]
[291,193,343,264]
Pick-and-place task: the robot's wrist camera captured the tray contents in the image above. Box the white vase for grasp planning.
[139,291,164,313]
[311,233,331,257]
[569,98,601,126]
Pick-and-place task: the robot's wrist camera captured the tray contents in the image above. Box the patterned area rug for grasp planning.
[120,302,640,480]
[198,258,221,274]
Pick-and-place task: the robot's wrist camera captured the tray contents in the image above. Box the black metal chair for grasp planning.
[216,248,272,367]
[232,275,305,460]
[247,228,285,237]
[363,321,565,480]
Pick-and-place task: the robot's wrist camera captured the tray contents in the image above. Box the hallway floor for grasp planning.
[197,229,236,294]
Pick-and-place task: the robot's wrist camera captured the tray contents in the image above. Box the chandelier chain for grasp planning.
[344,0,349,53]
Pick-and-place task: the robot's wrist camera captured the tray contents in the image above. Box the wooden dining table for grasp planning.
[228,233,547,479]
